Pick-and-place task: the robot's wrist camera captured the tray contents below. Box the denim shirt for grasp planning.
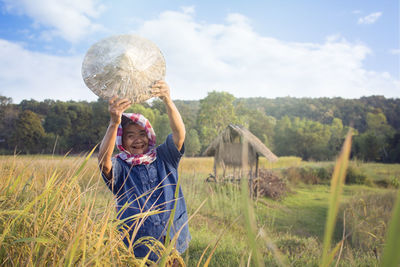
[102,134,191,260]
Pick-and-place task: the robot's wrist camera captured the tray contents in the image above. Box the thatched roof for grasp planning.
[202,124,278,162]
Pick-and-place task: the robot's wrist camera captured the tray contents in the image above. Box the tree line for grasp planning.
[0,93,399,162]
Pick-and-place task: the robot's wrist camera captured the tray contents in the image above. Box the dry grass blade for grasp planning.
[6,172,24,195]
[320,130,352,267]
[325,240,343,267]
[13,237,54,244]
[258,228,289,267]
[95,210,111,266]
[0,180,52,244]
[158,198,207,267]
[70,144,98,184]
[64,204,90,267]
[241,177,264,267]
[239,138,264,267]
[196,243,212,267]
[335,211,346,267]
[203,216,240,267]
[0,153,149,266]
[165,173,182,247]
[380,188,400,267]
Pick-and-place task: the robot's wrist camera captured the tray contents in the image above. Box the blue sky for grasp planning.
[0,0,398,103]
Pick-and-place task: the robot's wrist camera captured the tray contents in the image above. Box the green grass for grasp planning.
[1,154,399,266]
[259,185,331,239]
[254,184,384,242]
[381,188,400,266]
[358,162,400,181]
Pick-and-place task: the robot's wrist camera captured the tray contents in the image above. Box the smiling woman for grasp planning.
[116,113,156,166]
[96,79,190,264]
[122,123,149,155]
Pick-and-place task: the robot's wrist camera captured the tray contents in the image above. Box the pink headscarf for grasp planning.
[116,113,157,165]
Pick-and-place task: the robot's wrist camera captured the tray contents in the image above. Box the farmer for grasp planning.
[98,80,190,262]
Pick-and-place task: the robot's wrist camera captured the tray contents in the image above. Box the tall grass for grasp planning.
[0,152,208,266]
[320,131,352,267]
[258,156,303,169]
[319,130,400,267]
[380,187,400,266]
[0,152,163,266]
[178,156,303,177]
[1,144,400,266]
[241,176,264,267]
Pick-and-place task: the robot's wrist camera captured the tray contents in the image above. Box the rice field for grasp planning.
[0,149,399,266]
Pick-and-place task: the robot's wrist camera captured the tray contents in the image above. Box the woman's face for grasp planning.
[122,123,149,155]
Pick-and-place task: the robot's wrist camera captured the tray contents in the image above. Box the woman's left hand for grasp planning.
[151,80,171,102]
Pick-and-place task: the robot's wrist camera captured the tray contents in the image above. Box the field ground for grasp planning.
[0,155,399,266]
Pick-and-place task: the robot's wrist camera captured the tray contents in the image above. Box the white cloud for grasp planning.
[1,8,399,103]
[133,9,399,99]
[390,49,400,55]
[358,12,382,24]
[0,39,97,103]
[2,0,105,42]
[181,6,195,15]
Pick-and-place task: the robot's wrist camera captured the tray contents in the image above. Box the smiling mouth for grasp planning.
[132,143,145,150]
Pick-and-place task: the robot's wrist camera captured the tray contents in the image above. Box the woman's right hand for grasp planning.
[108,96,132,125]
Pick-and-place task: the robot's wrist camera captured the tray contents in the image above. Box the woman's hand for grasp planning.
[99,96,131,179]
[151,80,185,150]
[108,96,132,125]
[151,80,171,102]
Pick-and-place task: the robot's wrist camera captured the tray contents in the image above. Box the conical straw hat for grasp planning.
[82,34,166,103]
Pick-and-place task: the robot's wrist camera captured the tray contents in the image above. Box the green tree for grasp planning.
[353,111,395,161]
[327,118,345,158]
[43,101,99,153]
[0,96,18,152]
[89,99,111,149]
[353,132,381,161]
[174,100,199,130]
[44,102,72,137]
[20,99,53,116]
[197,91,237,150]
[274,116,331,160]
[273,116,295,156]
[11,110,46,153]
[0,95,13,111]
[235,101,276,148]
[127,104,156,124]
[247,111,275,148]
[153,114,171,146]
[293,118,331,160]
[387,132,400,163]
[185,129,201,156]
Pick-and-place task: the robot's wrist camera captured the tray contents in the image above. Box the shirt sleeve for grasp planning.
[157,134,185,169]
[100,157,123,195]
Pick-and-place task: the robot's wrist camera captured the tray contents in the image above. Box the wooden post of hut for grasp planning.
[202,124,278,183]
[255,154,259,178]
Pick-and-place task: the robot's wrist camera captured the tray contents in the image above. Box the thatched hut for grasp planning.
[203,124,278,179]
